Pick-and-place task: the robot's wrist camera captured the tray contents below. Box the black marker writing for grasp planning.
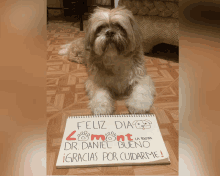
[103,152,118,161]
[115,121,134,129]
[65,152,98,162]
[64,142,77,150]
[77,121,107,129]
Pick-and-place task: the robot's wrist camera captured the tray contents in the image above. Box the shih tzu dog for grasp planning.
[59,6,155,115]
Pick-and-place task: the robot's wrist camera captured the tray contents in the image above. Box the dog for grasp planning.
[59,6,155,115]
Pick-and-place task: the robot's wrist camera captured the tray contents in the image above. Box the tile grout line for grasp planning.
[154,77,179,101]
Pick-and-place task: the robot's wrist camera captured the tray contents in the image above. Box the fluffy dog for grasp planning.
[59,7,155,115]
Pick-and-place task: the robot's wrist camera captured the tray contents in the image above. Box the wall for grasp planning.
[115,0,119,7]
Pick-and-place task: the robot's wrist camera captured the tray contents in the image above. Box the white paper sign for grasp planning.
[56,114,170,168]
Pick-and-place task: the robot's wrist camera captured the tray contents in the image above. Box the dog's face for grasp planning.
[85,6,142,56]
[132,120,152,129]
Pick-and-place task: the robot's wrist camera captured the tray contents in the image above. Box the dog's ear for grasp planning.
[85,10,99,51]
[132,120,137,126]
[84,21,92,50]
[129,15,143,51]
[144,119,152,124]
[85,7,109,50]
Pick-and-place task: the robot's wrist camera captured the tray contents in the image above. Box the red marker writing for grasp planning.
[66,130,76,140]
[63,153,65,163]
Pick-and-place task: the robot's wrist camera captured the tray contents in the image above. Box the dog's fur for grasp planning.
[59,7,155,115]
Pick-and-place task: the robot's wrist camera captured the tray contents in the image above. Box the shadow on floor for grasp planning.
[145,43,179,63]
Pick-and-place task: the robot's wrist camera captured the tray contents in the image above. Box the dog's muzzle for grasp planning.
[105,30,115,38]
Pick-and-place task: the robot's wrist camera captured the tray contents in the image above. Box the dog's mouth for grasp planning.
[103,38,126,55]
[102,41,117,56]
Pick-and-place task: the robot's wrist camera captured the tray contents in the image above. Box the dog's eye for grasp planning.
[97,26,103,31]
[115,23,120,27]
[96,25,106,33]
[115,23,123,30]
[114,23,126,34]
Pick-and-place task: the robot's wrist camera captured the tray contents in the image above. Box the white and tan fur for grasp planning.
[59,7,155,115]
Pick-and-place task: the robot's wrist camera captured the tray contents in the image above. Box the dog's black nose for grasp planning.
[106,30,115,37]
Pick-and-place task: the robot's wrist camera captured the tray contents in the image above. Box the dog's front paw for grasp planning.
[126,98,153,114]
[126,76,155,114]
[90,101,114,115]
[88,89,115,115]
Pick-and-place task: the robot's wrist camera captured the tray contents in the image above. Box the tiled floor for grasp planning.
[47,20,179,175]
